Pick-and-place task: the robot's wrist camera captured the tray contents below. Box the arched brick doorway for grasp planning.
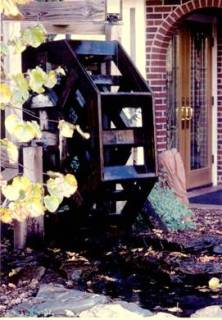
[146,0,222,187]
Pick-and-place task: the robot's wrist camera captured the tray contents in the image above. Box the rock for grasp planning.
[184,235,222,253]
[71,269,82,282]
[79,301,153,319]
[9,266,45,285]
[7,283,109,317]
[213,244,222,254]
[60,261,96,282]
[149,312,179,319]
[191,305,222,317]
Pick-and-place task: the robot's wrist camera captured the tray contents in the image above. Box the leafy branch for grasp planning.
[0,0,83,224]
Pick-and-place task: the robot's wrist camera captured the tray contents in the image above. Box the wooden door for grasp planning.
[176,24,212,189]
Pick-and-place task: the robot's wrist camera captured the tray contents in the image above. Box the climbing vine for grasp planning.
[0,1,87,223]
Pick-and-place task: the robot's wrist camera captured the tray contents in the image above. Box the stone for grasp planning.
[79,301,153,319]
[213,244,222,254]
[191,305,222,317]
[60,261,93,282]
[7,283,109,317]
[9,265,45,285]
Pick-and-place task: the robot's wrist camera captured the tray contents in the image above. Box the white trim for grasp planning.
[121,0,146,77]
[212,20,218,186]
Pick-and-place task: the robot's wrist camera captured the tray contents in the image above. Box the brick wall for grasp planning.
[145,0,222,184]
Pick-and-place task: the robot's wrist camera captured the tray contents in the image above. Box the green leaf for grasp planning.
[28,67,47,93]
[22,25,46,48]
[58,120,74,138]
[5,114,20,135]
[44,195,61,213]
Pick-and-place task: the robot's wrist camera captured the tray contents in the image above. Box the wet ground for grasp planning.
[0,207,222,317]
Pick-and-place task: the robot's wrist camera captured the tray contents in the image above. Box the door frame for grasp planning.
[176,23,213,189]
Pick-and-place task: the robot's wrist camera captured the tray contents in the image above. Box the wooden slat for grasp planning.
[0,168,18,182]
[3,1,105,22]
[91,75,121,86]
[103,165,156,182]
[103,129,145,146]
[72,40,115,56]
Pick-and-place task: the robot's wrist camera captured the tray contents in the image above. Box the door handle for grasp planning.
[185,106,193,120]
[176,106,187,121]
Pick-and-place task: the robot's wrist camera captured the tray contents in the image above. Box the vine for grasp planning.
[0,1,86,223]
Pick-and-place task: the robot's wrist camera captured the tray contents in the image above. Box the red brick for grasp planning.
[146,13,163,19]
[187,1,195,10]
[193,0,201,9]
[146,0,162,5]
[154,7,172,12]
[174,6,184,18]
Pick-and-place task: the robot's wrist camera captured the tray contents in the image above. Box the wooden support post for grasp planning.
[105,22,122,42]
[14,146,44,249]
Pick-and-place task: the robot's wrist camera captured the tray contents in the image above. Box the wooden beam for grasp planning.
[14,146,44,249]
[18,21,105,35]
[3,1,105,22]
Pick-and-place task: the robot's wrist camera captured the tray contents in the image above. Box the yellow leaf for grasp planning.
[55,67,66,76]
[13,176,32,193]
[46,177,63,200]
[25,198,45,217]
[0,0,22,17]
[44,70,57,89]
[9,202,29,221]
[44,195,61,213]
[208,277,220,291]
[30,121,42,139]
[13,122,35,142]
[11,38,26,54]
[0,83,12,104]
[2,184,20,201]
[47,171,63,178]
[22,25,46,48]
[63,174,78,198]
[5,114,20,135]
[6,140,18,164]
[58,120,74,138]
[75,124,90,140]
[12,72,29,93]
[28,67,47,93]
[0,208,13,224]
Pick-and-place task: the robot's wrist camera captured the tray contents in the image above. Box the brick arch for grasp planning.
[151,0,221,60]
[147,0,222,152]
